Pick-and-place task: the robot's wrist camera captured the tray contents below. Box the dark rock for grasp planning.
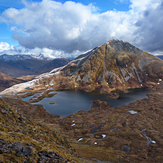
[22,146,33,156]
[91,125,102,134]
[37,158,45,163]
[47,152,56,158]
[0,139,6,146]
[38,150,61,160]
[6,108,10,111]
[12,142,23,151]
[18,117,24,121]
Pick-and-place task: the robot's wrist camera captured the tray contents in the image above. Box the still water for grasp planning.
[22,88,151,118]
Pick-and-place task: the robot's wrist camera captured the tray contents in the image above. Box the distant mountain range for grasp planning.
[157,55,163,60]
[0,53,51,61]
[0,54,72,77]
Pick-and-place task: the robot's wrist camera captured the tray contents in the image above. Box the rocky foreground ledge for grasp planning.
[0,98,81,162]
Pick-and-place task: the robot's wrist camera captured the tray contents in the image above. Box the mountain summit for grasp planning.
[0,39,162,97]
[59,39,162,91]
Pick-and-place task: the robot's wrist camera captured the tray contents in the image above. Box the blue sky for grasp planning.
[0,0,163,57]
[0,0,130,46]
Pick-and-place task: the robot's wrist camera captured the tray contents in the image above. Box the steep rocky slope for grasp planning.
[0,98,81,162]
[0,39,162,99]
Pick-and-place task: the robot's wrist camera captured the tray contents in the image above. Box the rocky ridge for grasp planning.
[0,55,72,77]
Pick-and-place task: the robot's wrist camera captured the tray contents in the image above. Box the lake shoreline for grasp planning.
[22,87,152,118]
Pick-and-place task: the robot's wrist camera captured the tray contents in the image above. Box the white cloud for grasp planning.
[132,0,163,52]
[0,0,163,56]
[130,0,161,12]
[0,42,82,59]
[0,42,14,52]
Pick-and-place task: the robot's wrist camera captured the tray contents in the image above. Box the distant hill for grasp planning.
[39,58,73,73]
[157,55,163,60]
[0,72,25,91]
[0,54,72,77]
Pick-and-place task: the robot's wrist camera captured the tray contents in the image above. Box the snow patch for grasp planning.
[49,79,54,86]
[132,63,142,83]
[121,69,126,77]
[126,110,138,114]
[102,134,106,138]
[50,67,61,73]
[76,75,81,82]
[142,129,156,147]
[78,138,83,141]
[54,71,60,75]
[71,123,75,126]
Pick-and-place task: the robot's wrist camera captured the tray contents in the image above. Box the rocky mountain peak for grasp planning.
[106,39,143,56]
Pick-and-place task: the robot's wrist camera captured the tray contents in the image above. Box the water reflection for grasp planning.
[22,88,151,118]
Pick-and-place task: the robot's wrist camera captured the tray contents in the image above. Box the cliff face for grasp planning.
[0,39,162,97]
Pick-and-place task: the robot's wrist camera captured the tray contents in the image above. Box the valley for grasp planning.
[0,54,72,77]
[0,39,163,162]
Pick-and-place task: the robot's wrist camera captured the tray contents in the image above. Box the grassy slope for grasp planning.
[0,98,81,162]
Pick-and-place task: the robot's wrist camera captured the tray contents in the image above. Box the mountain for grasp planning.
[0,39,162,97]
[0,54,72,77]
[39,58,73,73]
[0,53,49,61]
[156,55,163,60]
[0,72,25,92]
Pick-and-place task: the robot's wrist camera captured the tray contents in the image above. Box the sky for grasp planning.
[0,0,163,58]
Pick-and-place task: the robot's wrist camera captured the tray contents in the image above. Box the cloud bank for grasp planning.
[0,42,13,52]
[0,0,163,57]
